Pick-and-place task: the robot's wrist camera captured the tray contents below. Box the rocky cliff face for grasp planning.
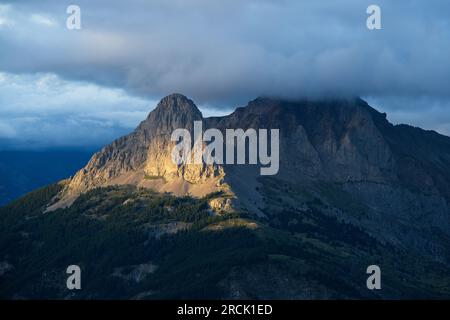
[48,93,450,262]
[49,94,226,210]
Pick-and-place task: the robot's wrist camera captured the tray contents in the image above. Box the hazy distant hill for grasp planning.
[0,150,93,206]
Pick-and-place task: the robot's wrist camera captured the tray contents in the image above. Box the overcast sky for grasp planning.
[1,0,450,149]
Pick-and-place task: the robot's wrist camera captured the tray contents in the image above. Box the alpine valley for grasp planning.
[1,93,450,299]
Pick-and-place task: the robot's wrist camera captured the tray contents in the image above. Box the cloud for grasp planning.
[1,0,449,103]
[0,0,450,147]
[0,4,14,28]
[30,13,57,27]
[0,72,154,149]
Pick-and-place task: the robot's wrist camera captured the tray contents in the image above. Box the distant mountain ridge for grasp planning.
[44,93,450,264]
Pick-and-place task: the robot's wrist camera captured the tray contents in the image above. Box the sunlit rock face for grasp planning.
[50,94,226,210]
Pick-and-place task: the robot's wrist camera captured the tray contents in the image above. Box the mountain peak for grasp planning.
[140,93,203,134]
[155,93,200,114]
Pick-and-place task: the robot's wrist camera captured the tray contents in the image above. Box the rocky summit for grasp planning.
[2,93,450,299]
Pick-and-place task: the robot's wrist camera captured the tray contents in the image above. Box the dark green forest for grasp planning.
[1,183,449,299]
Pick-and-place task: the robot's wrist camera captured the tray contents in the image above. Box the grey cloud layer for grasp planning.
[1,0,450,148]
[1,0,450,105]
